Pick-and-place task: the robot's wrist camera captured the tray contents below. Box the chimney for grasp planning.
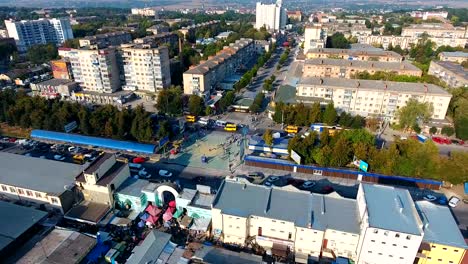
[424,84,428,93]
[357,81,360,88]
[385,84,387,90]
[320,78,324,84]
[321,196,325,215]
[371,63,374,68]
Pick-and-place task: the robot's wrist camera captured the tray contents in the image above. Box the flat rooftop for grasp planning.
[416,201,468,249]
[127,230,172,264]
[116,178,148,197]
[305,58,421,72]
[362,184,423,235]
[65,201,110,224]
[439,51,468,58]
[190,192,215,209]
[307,48,402,58]
[193,246,263,264]
[0,201,47,252]
[76,159,127,187]
[0,152,83,195]
[432,61,468,80]
[17,228,96,264]
[298,76,451,96]
[35,78,76,86]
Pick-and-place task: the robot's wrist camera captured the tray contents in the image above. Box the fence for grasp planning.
[244,155,442,190]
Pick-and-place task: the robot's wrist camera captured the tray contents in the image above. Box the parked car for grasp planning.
[133,157,146,164]
[301,181,316,189]
[449,196,460,208]
[438,196,448,205]
[321,186,334,194]
[54,155,65,161]
[267,176,279,182]
[159,170,173,177]
[248,172,264,179]
[264,181,273,187]
[423,194,437,202]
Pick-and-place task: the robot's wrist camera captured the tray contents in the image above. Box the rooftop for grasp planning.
[127,230,172,264]
[82,31,130,40]
[298,76,451,96]
[307,48,402,58]
[432,61,468,80]
[305,58,421,72]
[416,201,468,249]
[65,201,110,224]
[213,180,360,233]
[0,152,83,195]
[274,85,297,104]
[193,245,263,264]
[76,161,127,187]
[361,184,423,235]
[116,178,149,197]
[190,192,215,209]
[34,78,75,86]
[0,201,48,252]
[16,228,96,264]
[439,51,468,58]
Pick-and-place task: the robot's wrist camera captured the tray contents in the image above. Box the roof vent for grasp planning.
[320,78,324,84]
[395,196,404,213]
[357,81,360,88]
[321,196,326,215]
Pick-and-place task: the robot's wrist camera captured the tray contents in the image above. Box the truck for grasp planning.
[417,134,428,143]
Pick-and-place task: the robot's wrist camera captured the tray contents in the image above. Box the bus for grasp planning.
[224,123,237,132]
[284,125,298,134]
[185,115,196,122]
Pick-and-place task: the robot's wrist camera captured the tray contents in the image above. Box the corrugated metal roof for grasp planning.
[416,201,468,249]
[362,184,423,235]
[31,130,156,154]
[127,230,172,264]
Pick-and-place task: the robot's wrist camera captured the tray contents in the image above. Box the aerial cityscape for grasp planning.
[0,0,467,263]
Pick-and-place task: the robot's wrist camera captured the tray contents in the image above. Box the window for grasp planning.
[454,250,459,252]
[26,191,33,196]
[406,235,411,240]
[443,248,447,250]
[382,242,386,244]
[403,246,408,248]
[271,229,276,232]
[371,240,375,242]
[378,253,383,256]
[389,255,393,257]
[438,259,442,262]
[9,187,16,193]
[384,231,388,236]
[392,244,396,247]
[17,189,24,195]
[400,257,404,260]
[368,251,372,253]
[51,198,59,204]
[1,185,6,191]
[431,245,436,248]
[395,233,400,238]
[288,233,292,240]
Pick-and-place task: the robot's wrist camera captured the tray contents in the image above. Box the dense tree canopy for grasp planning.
[326,33,350,49]
[27,44,58,65]
[396,98,433,131]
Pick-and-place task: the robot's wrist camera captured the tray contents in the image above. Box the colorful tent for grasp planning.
[163,211,173,221]
[145,204,161,216]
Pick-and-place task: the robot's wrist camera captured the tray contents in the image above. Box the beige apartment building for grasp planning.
[358,35,467,50]
[60,47,121,93]
[439,51,468,64]
[211,179,361,263]
[183,38,256,99]
[79,31,132,49]
[303,58,422,78]
[305,48,403,62]
[120,43,171,94]
[304,24,327,51]
[296,77,452,120]
[428,61,468,88]
[401,23,467,39]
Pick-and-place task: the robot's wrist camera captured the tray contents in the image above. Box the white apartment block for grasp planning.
[358,35,467,50]
[255,0,287,31]
[304,24,327,52]
[183,38,256,98]
[60,47,121,93]
[303,59,422,78]
[296,77,452,120]
[356,184,424,264]
[428,61,468,88]
[131,8,158,17]
[410,11,448,20]
[120,43,171,93]
[306,48,403,62]
[211,179,361,263]
[401,23,467,39]
[5,18,73,52]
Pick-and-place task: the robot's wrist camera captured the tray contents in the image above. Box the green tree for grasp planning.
[320,129,331,146]
[396,99,433,131]
[263,129,274,146]
[429,126,437,135]
[205,106,213,116]
[441,126,455,137]
[26,43,59,64]
[323,102,337,125]
[326,33,350,49]
[330,136,352,167]
[188,95,204,116]
[308,102,322,123]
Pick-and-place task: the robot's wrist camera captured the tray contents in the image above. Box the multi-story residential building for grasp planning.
[296,77,452,120]
[415,201,468,264]
[120,43,171,94]
[401,23,467,39]
[303,59,422,78]
[304,24,327,51]
[428,61,467,88]
[183,38,256,99]
[358,35,467,50]
[5,18,73,52]
[134,32,179,49]
[255,0,287,31]
[306,48,403,62]
[410,11,449,20]
[31,78,78,99]
[178,20,220,40]
[0,152,83,213]
[60,47,121,93]
[356,184,424,264]
[286,11,302,22]
[146,24,169,35]
[211,179,361,263]
[439,51,468,64]
[78,31,132,49]
[130,7,158,17]
[322,23,372,39]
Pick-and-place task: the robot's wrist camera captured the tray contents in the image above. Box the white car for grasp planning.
[54,155,65,161]
[449,196,460,208]
[423,195,437,202]
[68,146,76,152]
[159,170,173,177]
[267,176,279,182]
[301,181,316,189]
[264,181,273,187]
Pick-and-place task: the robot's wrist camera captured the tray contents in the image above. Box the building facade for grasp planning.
[356,184,424,264]
[401,23,467,39]
[5,18,73,52]
[296,77,452,120]
[410,11,448,20]
[31,78,78,99]
[60,47,121,93]
[358,35,467,50]
[183,38,256,99]
[287,11,302,22]
[304,24,327,51]
[303,59,422,78]
[255,1,287,31]
[120,43,171,94]
[428,61,467,88]
[131,8,158,17]
[79,31,132,49]
[306,48,403,62]
[439,51,468,64]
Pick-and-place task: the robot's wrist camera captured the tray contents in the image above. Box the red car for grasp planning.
[132,157,146,164]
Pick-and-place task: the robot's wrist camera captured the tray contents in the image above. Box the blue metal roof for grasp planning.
[31,130,156,154]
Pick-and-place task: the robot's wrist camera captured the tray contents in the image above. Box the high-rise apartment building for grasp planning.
[60,47,121,93]
[304,24,327,51]
[255,1,287,31]
[5,18,73,52]
[120,43,171,93]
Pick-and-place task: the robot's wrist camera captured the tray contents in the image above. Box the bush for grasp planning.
[441,126,455,137]
[429,126,437,134]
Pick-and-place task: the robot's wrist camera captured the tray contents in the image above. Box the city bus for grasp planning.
[224,123,237,132]
[185,115,196,122]
[284,125,299,134]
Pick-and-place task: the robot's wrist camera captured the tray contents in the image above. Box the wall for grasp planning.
[222,213,247,244]
[417,243,467,264]
[294,227,324,260]
[324,229,360,260]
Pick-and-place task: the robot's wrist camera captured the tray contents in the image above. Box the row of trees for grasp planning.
[234,46,274,92]
[249,92,265,113]
[276,48,290,70]
[0,90,158,142]
[263,75,276,92]
[286,128,468,184]
[272,102,365,128]
[448,88,468,140]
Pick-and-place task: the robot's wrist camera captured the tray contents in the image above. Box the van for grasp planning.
[128,163,143,170]
[198,117,209,126]
[215,120,227,127]
[224,123,237,132]
[285,125,298,134]
[185,115,196,122]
